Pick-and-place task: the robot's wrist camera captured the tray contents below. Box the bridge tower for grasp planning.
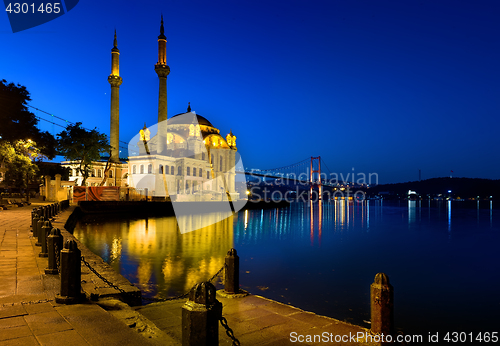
[310,156,322,200]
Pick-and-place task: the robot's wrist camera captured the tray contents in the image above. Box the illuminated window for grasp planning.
[187,167,190,176]
[170,166,174,175]
[148,164,152,174]
[140,165,144,174]
[159,165,163,174]
[132,165,136,174]
[193,167,196,176]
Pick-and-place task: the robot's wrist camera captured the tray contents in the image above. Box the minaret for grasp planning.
[108,30,122,163]
[155,15,170,154]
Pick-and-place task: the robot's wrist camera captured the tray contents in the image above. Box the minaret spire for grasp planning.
[155,14,170,154]
[108,30,123,163]
[113,29,117,48]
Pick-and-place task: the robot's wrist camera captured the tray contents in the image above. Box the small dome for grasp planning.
[168,112,214,127]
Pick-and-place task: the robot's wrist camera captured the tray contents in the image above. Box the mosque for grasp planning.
[65,16,240,202]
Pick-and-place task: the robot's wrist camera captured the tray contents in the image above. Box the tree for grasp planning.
[57,122,111,186]
[0,140,39,190]
[0,80,56,160]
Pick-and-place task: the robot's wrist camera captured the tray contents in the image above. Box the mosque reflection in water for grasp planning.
[74,212,234,300]
[73,201,375,300]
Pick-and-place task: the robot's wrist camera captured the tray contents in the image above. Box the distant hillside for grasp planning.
[368,177,500,199]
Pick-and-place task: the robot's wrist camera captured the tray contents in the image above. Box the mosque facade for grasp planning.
[62,17,240,203]
[114,17,239,201]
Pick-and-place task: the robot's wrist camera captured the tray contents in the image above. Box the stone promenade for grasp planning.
[0,200,378,346]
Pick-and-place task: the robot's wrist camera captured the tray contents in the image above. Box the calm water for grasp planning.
[73,200,500,334]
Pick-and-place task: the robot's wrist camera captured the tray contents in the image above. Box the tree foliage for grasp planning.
[0,79,56,160]
[57,122,110,186]
[0,140,39,189]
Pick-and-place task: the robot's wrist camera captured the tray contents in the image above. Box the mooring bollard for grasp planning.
[45,228,63,274]
[35,217,46,246]
[370,272,394,336]
[55,240,81,304]
[39,221,51,257]
[32,213,39,237]
[182,282,222,346]
[224,248,240,294]
[30,209,36,230]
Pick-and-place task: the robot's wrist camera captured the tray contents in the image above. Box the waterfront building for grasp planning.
[63,16,239,202]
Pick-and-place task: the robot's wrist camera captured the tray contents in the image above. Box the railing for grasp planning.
[30,205,396,345]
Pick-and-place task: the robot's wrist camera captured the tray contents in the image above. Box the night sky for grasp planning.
[1,0,499,184]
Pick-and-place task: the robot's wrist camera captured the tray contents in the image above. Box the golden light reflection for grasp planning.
[73,212,234,299]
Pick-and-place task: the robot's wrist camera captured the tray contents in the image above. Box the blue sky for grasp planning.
[1,0,499,183]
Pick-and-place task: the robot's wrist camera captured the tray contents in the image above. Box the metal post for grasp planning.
[35,217,45,246]
[32,213,39,236]
[370,272,394,336]
[224,248,240,294]
[39,221,51,257]
[182,282,222,346]
[55,240,81,304]
[45,228,63,274]
[30,209,36,230]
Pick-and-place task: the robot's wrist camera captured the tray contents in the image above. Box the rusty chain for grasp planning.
[80,255,127,294]
[220,316,241,346]
[142,264,226,302]
[0,299,54,308]
[54,241,60,270]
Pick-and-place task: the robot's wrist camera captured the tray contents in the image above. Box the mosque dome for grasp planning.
[168,112,214,127]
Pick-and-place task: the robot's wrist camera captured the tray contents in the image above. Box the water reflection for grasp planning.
[74,211,234,300]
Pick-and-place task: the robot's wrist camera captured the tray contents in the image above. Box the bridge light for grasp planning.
[246,190,250,195]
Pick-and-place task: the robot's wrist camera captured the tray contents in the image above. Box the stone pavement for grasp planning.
[0,199,380,346]
[137,293,377,346]
[0,199,170,346]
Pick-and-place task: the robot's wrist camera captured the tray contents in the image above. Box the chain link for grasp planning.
[80,255,127,294]
[142,264,226,302]
[54,241,60,271]
[0,299,54,308]
[220,316,241,346]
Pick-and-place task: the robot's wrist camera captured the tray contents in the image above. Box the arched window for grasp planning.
[171,166,174,175]
[132,165,137,174]
[98,169,102,178]
[202,152,206,160]
[199,169,202,177]
[220,156,223,171]
[159,165,163,174]
[177,166,182,175]
[187,167,190,176]
[140,165,144,174]
[192,167,196,176]
[148,164,153,174]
